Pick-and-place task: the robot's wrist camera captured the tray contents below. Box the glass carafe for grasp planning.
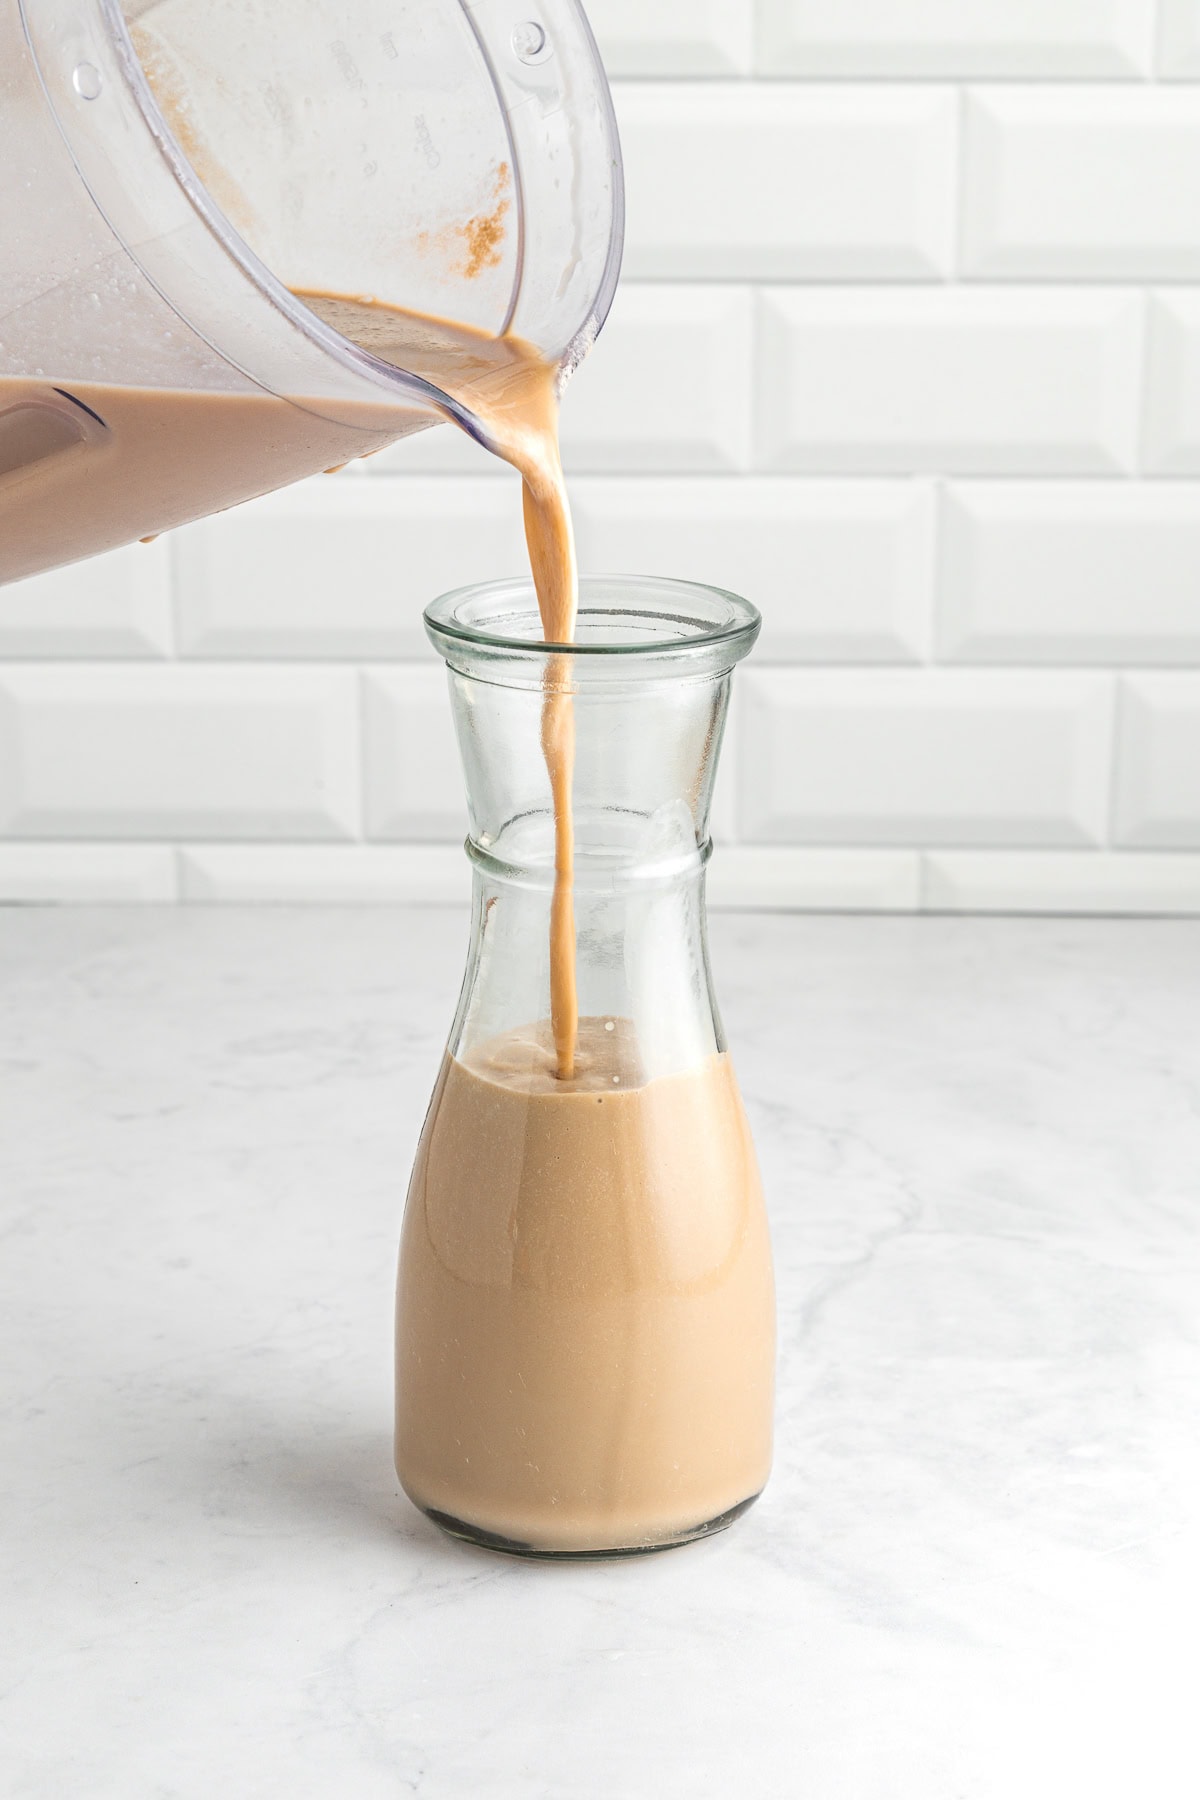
[396,576,776,1558]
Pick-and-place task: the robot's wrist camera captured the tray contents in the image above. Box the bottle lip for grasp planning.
[425,575,762,665]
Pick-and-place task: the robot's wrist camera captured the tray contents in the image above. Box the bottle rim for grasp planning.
[425,575,762,662]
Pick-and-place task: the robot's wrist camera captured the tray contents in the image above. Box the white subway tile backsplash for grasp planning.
[1144,291,1200,472]
[939,482,1200,664]
[1159,0,1200,77]
[362,668,466,841]
[708,846,922,909]
[588,0,752,76]
[738,669,1114,845]
[3,52,1199,916]
[176,479,527,659]
[0,845,178,903]
[756,0,1156,79]
[964,90,1200,278]
[181,845,468,903]
[1114,674,1200,846]
[0,668,360,840]
[570,477,933,661]
[0,541,171,659]
[560,286,755,472]
[757,289,1143,474]
[925,849,1200,913]
[615,85,956,279]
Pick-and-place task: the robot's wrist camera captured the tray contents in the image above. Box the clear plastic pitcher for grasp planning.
[0,0,623,584]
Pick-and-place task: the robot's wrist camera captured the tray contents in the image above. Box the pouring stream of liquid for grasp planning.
[296,291,580,1077]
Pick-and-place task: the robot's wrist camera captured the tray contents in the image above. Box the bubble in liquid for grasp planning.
[73,62,102,100]
[511,20,546,62]
[604,1019,615,1032]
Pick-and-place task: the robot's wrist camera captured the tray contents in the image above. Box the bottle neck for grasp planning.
[446,667,734,880]
[449,857,725,1087]
[426,577,762,1086]
[466,809,715,894]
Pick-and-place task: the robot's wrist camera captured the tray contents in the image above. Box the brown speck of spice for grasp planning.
[459,197,509,279]
[414,163,512,279]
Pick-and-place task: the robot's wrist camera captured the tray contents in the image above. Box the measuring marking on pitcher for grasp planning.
[511,20,548,62]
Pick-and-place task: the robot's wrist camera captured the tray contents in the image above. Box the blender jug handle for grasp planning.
[0,386,109,486]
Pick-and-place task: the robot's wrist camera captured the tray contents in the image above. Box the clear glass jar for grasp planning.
[395,576,775,1558]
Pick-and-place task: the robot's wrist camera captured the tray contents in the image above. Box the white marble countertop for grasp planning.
[2,907,1199,1799]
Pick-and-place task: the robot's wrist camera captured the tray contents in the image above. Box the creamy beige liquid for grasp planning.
[298,292,581,1078]
[0,377,405,586]
[396,1017,775,1553]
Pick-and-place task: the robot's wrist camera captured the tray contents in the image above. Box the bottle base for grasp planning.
[420,1491,762,1561]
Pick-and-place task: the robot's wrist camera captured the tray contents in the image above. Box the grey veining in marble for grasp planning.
[2,908,1199,1798]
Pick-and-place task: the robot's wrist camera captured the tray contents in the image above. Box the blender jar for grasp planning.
[0,0,622,582]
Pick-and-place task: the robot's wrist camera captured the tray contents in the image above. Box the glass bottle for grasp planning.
[395,575,775,1558]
